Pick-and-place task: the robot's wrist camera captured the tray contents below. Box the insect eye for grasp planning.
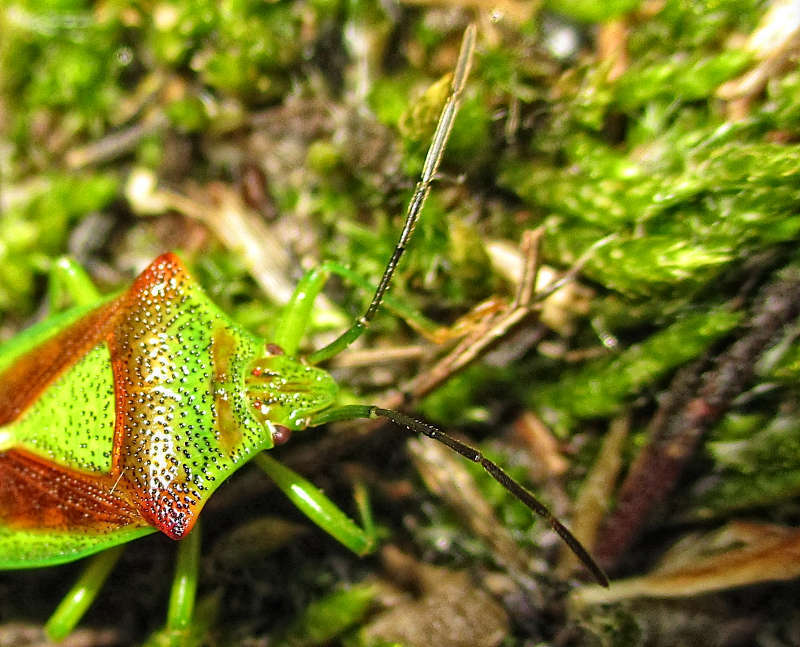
[266,343,284,356]
[272,425,292,445]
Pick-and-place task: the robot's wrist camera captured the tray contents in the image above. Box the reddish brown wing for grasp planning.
[0,299,122,426]
[0,287,134,533]
[0,449,141,532]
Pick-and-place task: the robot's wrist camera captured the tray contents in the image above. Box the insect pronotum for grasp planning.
[0,24,607,644]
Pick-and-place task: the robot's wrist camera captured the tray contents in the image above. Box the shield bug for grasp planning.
[0,25,606,645]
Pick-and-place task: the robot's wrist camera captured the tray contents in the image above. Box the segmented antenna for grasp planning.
[309,403,610,587]
[372,407,610,587]
[308,24,477,365]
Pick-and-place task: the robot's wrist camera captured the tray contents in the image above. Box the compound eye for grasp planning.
[266,343,285,356]
[272,425,292,445]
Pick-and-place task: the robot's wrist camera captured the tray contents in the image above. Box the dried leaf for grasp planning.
[573,522,800,605]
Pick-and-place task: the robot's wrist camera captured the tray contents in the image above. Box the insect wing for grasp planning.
[0,450,153,568]
[0,295,152,567]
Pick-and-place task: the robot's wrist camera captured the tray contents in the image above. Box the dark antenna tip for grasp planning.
[371,407,609,587]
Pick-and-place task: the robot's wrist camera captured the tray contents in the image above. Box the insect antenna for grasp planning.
[307,24,476,365]
[310,404,610,587]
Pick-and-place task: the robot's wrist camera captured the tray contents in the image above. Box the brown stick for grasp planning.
[594,269,800,571]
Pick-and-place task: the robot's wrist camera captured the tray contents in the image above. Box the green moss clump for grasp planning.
[0,173,118,315]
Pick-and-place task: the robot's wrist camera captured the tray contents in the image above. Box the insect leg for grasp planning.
[48,256,101,311]
[44,545,124,641]
[272,265,330,356]
[273,260,441,355]
[143,525,204,646]
[253,453,377,556]
[165,521,202,635]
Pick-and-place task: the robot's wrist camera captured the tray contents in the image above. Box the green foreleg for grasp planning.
[316,261,441,341]
[254,454,377,556]
[273,267,329,356]
[44,545,124,641]
[144,524,203,647]
[273,261,439,358]
[48,257,101,311]
[166,522,201,635]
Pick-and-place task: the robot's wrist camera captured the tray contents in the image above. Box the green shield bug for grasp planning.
[0,24,606,645]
